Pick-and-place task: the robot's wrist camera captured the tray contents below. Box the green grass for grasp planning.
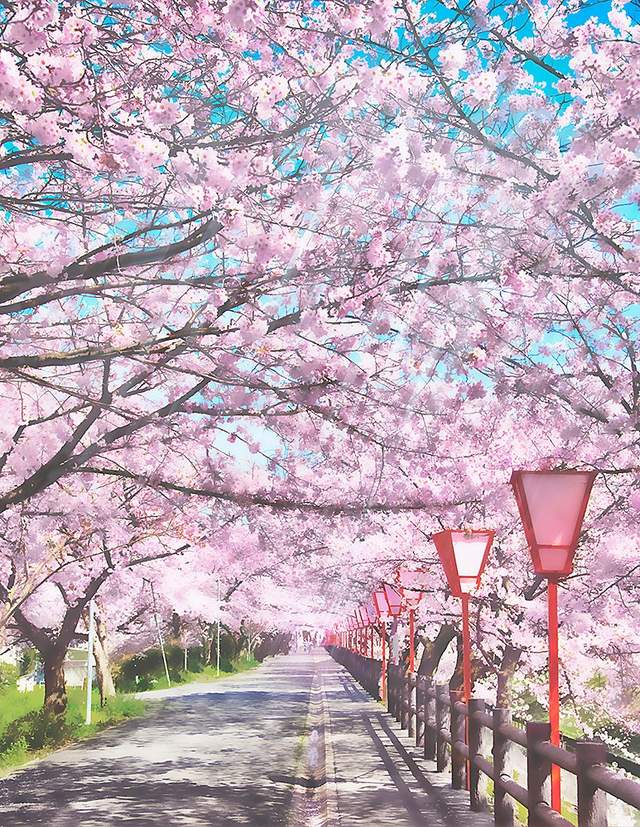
[0,686,145,775]
[0,654,260,774]
[486,769,578,826]
[137,656,260,692]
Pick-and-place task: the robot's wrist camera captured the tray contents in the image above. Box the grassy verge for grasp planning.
[0,686,145,775]
[0,654,260,774]
[134,656,260,693]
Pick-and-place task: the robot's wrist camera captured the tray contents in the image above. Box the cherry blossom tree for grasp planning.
[1,0,638,739]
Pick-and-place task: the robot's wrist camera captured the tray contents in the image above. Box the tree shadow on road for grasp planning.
[0,665,317,827]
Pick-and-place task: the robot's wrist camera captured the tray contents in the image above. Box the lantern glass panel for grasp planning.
[538,546,572,574]
[403,588,423,608]
[397,567,430,590]
[382,583,403,616]
[451,531,492,577]
[373,590,389,619]
[459,577,477,593]
[520,472,593,546]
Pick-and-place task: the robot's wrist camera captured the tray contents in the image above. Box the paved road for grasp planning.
[0,654,316,826]
[0,650,497,827]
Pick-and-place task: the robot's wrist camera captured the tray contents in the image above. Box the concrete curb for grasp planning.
[316,666,341,827]
[286,652,341,827]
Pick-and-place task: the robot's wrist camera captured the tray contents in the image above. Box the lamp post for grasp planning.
[351,616,356,651]
[365,601,376,658]
[356,610,365,655]
[395,566,429,673]
[432,530,494,704]
[381,582,404,665]
[433,528,494,789]
[510,469,596,812]
[373,588,391,702]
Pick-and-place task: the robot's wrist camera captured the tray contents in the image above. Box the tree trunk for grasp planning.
[449,632,464,692]
[496,645,522,707]
[418,624,457,678]
[94,614,116,706]
[43,648,67,715]
[203,626,213,664]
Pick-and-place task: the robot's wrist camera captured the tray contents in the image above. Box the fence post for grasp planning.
[408,673,416,739]
[450,689,466,790]
[576,741,608,827]
[394,666,400,720]
[469,698,488,811]
[493,708,515,827]
[401,672,409,729]
[396,669,403,724]
[416,676,425,747]
[393,666,398,718]
[436,684,449,773]
[387,664,393,714]
[424,679,436,761]
[526,722,551,827]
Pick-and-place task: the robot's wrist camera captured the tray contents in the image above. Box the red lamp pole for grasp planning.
[408,607,415,673]
[380,620,387,700]
[548,579,561,810]
[460,593,472,707]
[433,528,495,790]
[511,468,596,813]
[432,529,494,704]
[395,568,429,674]
[374,587,397,703]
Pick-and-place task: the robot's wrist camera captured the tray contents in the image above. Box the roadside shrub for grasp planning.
[0,736,28,769]
[0,709,73,752]
[0,662,18,690]
[19,649,38,677]
[114,648,185,691]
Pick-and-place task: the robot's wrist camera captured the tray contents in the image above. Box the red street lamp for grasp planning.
[373,588,391,702]
[347,615,356,650]
[357,605,372,657]
[381,582,403,617]
[395,567,429,673]
[432,529,494,707]
[511,469,596,812]
[356,608,366,655]
[365,600,377,658]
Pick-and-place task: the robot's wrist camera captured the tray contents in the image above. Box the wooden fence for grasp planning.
[329,646,640,827]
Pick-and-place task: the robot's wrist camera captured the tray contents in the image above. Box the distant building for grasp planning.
[15,646,90,692]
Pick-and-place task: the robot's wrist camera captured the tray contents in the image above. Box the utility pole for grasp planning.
[216,574,221,677]
[85,599,95,725]
[144,578,171,687]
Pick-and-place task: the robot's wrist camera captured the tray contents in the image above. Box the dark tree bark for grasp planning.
[10,570,110,715]
[43,646,67,715]
[449,632,464,692]
[496,645,523,707]
[418,623,457,678]
[254,631,292,660]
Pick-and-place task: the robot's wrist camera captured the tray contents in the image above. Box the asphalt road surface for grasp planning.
[0,654,316,827]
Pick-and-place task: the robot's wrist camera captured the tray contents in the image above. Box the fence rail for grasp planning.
[329,646,640,827]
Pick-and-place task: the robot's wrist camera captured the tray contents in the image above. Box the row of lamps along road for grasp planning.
[331,469,597,813]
